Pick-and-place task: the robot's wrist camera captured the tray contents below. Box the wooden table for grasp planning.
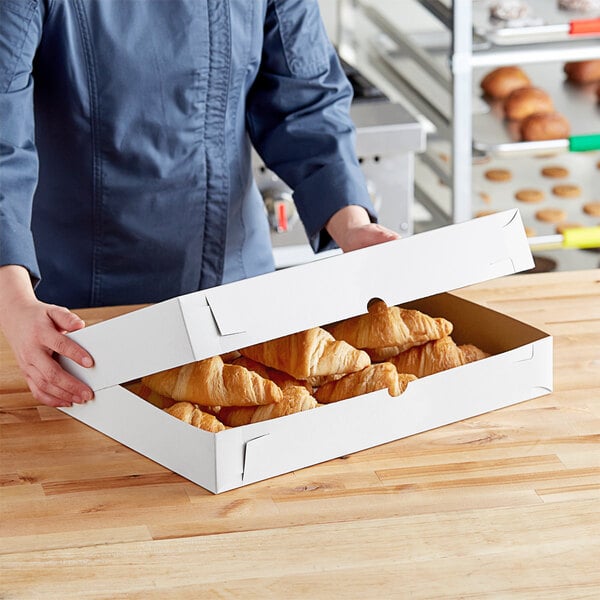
[1,269,599,599]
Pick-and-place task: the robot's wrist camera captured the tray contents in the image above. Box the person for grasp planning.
[0,0,399,409]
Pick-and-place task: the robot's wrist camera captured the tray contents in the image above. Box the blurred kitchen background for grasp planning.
[255,0,600,273]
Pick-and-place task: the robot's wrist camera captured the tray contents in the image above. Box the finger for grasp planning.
[39,327,94,368]
[27,354,94,404]
[30,371,87,405]
[26,376,74,408]
[47,305,86,333]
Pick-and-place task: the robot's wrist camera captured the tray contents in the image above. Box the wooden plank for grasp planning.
[0,526,152,555]
[1,500,598,599]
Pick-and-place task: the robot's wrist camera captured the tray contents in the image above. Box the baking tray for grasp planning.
[415,142,600,270]
[471,150,600,244]
[473,61,600,155]
[472,0,600,45]
[378,46,600,156]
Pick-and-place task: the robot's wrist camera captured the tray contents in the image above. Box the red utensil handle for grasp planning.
[569,18,600,35]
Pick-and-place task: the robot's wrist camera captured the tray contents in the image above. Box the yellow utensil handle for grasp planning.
[562,226,600,249]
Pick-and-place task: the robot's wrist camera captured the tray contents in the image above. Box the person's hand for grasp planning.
[0,266,94,408]
[325,205,401,252]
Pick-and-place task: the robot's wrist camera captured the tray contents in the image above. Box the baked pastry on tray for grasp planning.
[480,66,531,99]
[504,87,554,121]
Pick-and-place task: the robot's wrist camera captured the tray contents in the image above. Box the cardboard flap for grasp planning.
[61,299,197,390]
[190,210,533,358]
[499,209,536,274]
[177,294,240,356]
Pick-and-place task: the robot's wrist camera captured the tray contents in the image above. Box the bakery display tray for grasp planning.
[415,137,600,265]
[472,151,600,251]
[377,45,600,155]
[472,0,600,45]
[473,61,600,155]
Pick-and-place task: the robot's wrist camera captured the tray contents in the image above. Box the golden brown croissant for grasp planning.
[315,363,416,404]
[366,346,406,362]
[135,382,175,409]
[142,355,283,407]
[389,336,490,378]
[239,327,370,380]
[305,373,346,388]
[219,385,318,427]
[326,301,453,354]
[164,401,225,432]
[220,350,241,363]
[459,344,490,363]
[232,356,312,392]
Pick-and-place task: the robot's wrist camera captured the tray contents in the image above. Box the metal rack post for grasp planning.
[450,0,474,224]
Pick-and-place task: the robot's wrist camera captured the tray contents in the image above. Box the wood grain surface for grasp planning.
[1,270,599,599]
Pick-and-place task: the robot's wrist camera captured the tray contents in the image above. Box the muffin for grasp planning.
[504,87,554,120]
[480,66,531,99]
[520,112,570,141]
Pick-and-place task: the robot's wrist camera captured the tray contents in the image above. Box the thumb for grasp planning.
[375,227,401,242]
[359,225,400,248]
[47,306,86,333]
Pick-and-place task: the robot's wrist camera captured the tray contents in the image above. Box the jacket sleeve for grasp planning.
[0,0,47,284]
[246,0,376,253]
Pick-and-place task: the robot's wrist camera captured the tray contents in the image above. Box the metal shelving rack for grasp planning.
[354,0,600,227]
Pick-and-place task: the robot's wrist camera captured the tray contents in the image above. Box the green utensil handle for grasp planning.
[569,134,600,152]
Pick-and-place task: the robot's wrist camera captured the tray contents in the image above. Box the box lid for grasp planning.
[61,209,533,390]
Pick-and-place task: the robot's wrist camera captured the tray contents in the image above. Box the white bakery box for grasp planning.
[60,209,552,494]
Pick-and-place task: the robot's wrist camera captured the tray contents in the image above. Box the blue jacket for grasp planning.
[0,0,374,307]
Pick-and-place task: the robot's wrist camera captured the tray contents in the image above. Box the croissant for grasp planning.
[366,346,406,362]
[239,327,370,380]
[326,301,453,354]
[164,401,226,432]
[232,356,312,392]
[220,350,241,363]
[315,363,416,404]
[234,356,345,388]
[219,385,318,427]
[389,336,490,378]
[142,355,283,407]
[305,373,346,388]
[459,344,490,364]
[135,382,175,409]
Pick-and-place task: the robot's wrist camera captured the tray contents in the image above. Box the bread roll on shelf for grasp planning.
[519,112,571,141]
[480,66,531,99]
[503,87,554,121]
[564,60,600,84]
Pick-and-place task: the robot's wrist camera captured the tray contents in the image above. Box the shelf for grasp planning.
[473,61,600,156]
[469,38,600,67]
[471,0,600,46]
[353,0,600,228]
